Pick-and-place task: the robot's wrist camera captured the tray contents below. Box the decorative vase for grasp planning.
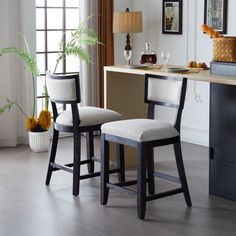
[28,130,50,152]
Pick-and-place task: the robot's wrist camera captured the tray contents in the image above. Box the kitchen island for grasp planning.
[104,65,236,202]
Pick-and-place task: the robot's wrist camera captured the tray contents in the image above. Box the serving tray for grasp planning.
[166,67,189,73]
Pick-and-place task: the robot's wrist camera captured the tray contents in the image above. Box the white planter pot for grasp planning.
[29,130,50,152]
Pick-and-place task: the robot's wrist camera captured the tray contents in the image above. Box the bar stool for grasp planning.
[45,72,122,196]
[100,73,192,219]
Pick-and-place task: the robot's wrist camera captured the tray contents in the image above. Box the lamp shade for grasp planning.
[113,11,143,34]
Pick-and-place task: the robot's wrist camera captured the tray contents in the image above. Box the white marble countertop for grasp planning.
[104,65,236,86]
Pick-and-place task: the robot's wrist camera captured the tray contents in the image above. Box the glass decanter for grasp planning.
[140,42,157,65]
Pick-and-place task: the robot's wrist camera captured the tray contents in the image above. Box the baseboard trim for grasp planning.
[0,127,207,147]
[181,125,209,147]
[0,137,28,147]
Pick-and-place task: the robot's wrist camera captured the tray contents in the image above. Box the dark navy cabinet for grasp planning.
[210,83,236,201]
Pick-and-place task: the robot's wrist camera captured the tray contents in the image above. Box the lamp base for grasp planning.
[124,50,132,66]
[125,33,132,51]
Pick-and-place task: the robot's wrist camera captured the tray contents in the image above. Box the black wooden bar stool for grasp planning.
[45,72,122,196]
[100,74,192,219]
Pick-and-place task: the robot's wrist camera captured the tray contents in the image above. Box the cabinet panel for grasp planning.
[210,83,236,201]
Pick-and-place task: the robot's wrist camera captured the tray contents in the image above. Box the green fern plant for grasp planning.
[0,35,51,132]
[0,34,38,118]
[0,16,101,132]
[54,15,102,73]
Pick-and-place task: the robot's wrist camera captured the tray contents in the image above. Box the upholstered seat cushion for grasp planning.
[101,119,179,142]
[56,106,122,127]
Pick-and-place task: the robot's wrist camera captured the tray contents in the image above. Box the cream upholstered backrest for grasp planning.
[46,72,81,103]
[144,74,187,132]
[146,76,182,106]
[144,74,186,108]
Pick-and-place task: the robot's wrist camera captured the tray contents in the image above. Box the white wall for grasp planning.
[114,0,236,146]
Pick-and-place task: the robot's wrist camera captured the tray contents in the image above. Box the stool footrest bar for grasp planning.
[106,183,137,197]
[146,188,183,201]
[114,178,150,187]
[51,162,73,173]
[154,171,180,184]
[50,162,120,177]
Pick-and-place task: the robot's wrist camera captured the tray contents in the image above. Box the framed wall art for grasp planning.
[162,0,182,34]
[204,0,228,34]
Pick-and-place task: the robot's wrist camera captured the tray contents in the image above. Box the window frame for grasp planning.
[36,0,79,112]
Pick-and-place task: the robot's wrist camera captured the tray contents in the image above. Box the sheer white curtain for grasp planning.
[0,0,99,147]
[79,0,100,107]
[0,0,36,147]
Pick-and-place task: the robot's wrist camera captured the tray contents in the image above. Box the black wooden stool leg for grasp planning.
[137,143,147,220]
[86,131,94,174]
[46,128,59,185]
[101,134,110,205]
[147,147,155,195]
[117,144,125,184]
[73,132,81,196]
[173,142,192,207]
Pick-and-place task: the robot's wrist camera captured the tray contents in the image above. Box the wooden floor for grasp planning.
[1,137,236,236]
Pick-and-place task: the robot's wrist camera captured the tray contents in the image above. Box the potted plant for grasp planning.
[0,16,101,151]
[0,35,51,152]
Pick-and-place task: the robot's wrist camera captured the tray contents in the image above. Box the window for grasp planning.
[35,0,79,113]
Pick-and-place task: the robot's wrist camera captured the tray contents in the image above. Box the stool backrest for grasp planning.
[46,72,81,104]
[144,74,187,132]
[46,72,81,125]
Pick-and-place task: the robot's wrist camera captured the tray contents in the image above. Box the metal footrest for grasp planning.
[154,171,180,184]
[106,183,137,197]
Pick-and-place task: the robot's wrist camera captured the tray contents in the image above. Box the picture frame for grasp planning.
[204,0,228,34]
[162,0,182,34]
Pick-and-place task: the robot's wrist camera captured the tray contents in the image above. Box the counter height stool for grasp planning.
[100,74,192,219]
[45,72,122,196]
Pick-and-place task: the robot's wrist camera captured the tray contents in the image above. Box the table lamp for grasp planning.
[113,8,143,66]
